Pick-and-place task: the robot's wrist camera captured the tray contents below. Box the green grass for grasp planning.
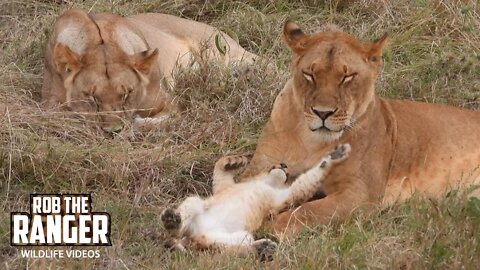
[1,0,479,269]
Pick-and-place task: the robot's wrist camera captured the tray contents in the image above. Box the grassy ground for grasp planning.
[1,0,479,269]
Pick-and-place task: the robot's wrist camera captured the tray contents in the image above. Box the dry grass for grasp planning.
[1,0,479,269]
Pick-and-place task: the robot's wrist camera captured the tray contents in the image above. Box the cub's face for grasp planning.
[283,22,387,142]
[53,43,159,133]
[267,170,289,188]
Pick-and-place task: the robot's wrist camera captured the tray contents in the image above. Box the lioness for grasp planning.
[161,144,350,260]
[242,21,480,236]
[42,9,257,133]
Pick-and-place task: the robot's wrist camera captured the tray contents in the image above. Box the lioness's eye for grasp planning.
[302,71,314,83]
[340,73,357,85]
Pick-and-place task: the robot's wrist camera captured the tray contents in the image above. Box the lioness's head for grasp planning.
[283,22,387,142]
[53,42,160,133]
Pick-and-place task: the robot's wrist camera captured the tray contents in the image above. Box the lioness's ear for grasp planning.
[368,34,388,63]
[53,43,82,78]
[283,21,308,54]
[132,49,159,75]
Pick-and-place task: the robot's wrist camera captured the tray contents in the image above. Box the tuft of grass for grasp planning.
[1,0,479,269]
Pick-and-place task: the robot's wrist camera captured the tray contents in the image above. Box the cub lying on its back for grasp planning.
[161,144,350,260]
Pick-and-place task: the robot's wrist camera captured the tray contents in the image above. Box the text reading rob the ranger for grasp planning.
[11,194,111,246]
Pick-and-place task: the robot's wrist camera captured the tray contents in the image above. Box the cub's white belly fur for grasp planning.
[191,182,284,235]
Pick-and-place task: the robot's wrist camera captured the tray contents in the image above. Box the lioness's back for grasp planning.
[382,98,480,202]
[128,13,257,63]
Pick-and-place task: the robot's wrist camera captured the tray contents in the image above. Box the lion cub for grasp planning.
[161,144,350,260]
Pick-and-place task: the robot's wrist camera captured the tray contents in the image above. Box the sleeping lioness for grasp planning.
[42,9,256,133]
[242,21,480,236]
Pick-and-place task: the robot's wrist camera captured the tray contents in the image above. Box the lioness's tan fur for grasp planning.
[243,22,480,236]
[42,9,257,131]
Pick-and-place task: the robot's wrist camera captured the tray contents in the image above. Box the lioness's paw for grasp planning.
[253,238,277,262]
[216,155,249,171]
[329,143,351,161]
[160,208,181,231]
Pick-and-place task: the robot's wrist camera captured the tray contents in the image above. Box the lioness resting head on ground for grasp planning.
[42,9,257,133]
[242,21,480,236]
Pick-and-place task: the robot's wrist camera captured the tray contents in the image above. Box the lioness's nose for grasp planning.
[312,108,336,120]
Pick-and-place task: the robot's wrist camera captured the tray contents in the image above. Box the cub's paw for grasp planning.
[216,155,249,171]
[317,144,351,169]
[328,143,351,161]
[160,208,181,231]
[253,238,278,262]
[164,237,187,252]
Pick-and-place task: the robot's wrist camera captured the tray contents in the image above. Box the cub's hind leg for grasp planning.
[161,196,205,238]
[160,208,182,235]
[212,155,248,193]
[194,231,277,261]
[160,207,184,251]
[252,238,278,262]
[161,196,205,252]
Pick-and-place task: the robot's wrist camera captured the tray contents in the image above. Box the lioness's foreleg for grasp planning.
[272,186,368,237]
